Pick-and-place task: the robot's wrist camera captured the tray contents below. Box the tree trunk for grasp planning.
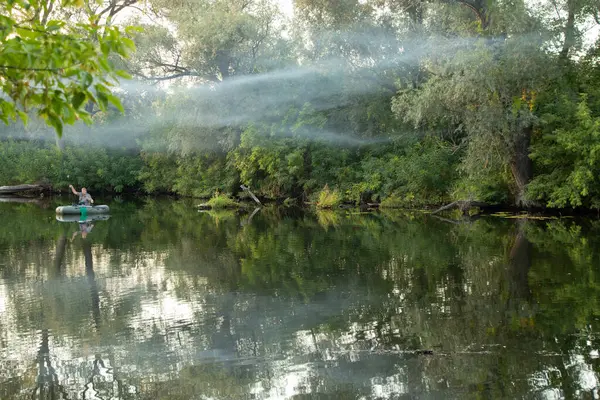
[54,233,67,275]
[510,126,533,207]
[0,184,50,195]
[217,51,230,80]
[84,240,101,330]
[560,0,576,60]
[508,221,531,301]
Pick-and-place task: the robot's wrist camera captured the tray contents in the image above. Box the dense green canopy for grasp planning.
[1,0,599,209]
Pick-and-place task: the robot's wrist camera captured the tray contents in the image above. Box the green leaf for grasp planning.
[97,92,108,110]
[82,72,93,88]
[17,111,28,124]
[107,94,124,113]
[72,92,86,109]
[47,113,64,137]
[80,113,93,126]
[46,21,64,32]
[115,69,131,79]
[120,37,136,52]
[63,68,79,78]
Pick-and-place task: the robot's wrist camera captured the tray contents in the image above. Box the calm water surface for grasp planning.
[1,197,600,399]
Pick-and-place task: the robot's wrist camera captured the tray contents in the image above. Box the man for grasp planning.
[72,222,94,240]
[69,185,94,206]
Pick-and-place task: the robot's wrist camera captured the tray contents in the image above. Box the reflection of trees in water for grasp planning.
[82,240,101,331]
[22,225,127,400]
[3,202,600,398]
[32,329,69,400]
[54,233,67,275]
[82,354,133,400]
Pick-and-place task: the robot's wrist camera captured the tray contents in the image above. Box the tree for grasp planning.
[0,0,137,135]
[128,0,289,82]
[391,0,554,205]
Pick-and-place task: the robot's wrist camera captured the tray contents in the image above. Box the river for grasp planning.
[0,197,599,399]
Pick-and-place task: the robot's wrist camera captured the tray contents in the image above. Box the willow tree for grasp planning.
[390,1,550,205]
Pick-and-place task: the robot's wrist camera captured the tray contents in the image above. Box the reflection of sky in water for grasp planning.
[0,247,425,398]
[1,205,600,399]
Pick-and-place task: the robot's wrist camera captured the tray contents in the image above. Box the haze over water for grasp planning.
[1,197,600,399]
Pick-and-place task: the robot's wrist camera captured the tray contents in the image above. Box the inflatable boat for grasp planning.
[56,214,110,223]
[55,205,110,215]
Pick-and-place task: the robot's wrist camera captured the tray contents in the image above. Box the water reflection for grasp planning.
[1,200,600,399]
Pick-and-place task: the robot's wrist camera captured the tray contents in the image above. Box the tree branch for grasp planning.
[41,0,56,25]
[0,65,61,72]
[155,61,189,73]
[0,63,83,72]
[549,0,563,21]
[455,0,487,28]
[98,0,138,20]
[135,71,204,81]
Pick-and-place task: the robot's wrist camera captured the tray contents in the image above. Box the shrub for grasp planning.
[380,194,406,209]
[206,192,240,209]
[316,185,341,209]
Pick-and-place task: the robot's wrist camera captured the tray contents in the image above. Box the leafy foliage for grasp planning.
[0,0,137,135]
[1,0,600,210]
[206,192,240,209]
[0,139,142,192]
[316,185,341,209]
[529,95,600,208]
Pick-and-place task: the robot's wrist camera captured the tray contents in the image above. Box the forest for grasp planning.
[1,0,600,209]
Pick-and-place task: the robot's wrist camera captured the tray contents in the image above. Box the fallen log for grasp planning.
[431,200,489,215]
[0,196,44,204]
[0,184,50,195]
[431,214,482,225]
[240,185,262,206]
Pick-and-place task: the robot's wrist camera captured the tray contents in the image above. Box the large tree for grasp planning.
[128,0,290,83]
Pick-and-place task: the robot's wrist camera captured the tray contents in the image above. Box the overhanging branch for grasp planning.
[135,71,218,82]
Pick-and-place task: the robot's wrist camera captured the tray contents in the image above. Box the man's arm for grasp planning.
[69,185,78,195]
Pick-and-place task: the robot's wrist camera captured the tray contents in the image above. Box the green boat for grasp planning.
[55,205,110,215]
[55,214,110,223]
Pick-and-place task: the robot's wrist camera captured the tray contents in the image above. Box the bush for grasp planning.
[206,192,240,209]
[0,139,142,192]
[529,96,600,209]
[316,185,341,209]
[380,194,407,209]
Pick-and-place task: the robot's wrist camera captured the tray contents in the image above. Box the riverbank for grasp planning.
[5,190,598,221]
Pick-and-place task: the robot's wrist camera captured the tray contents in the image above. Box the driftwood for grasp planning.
[0,184,50,195]
[0,196,44,204]
[240,185,262,206]
[240,207,261,226]
[431,200,489,215]
[431,214,482,225]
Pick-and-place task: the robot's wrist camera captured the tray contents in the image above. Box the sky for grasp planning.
[121,0,598,50]
[278,0,294,17]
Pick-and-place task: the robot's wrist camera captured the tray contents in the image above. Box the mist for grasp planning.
[0,32,543,151]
